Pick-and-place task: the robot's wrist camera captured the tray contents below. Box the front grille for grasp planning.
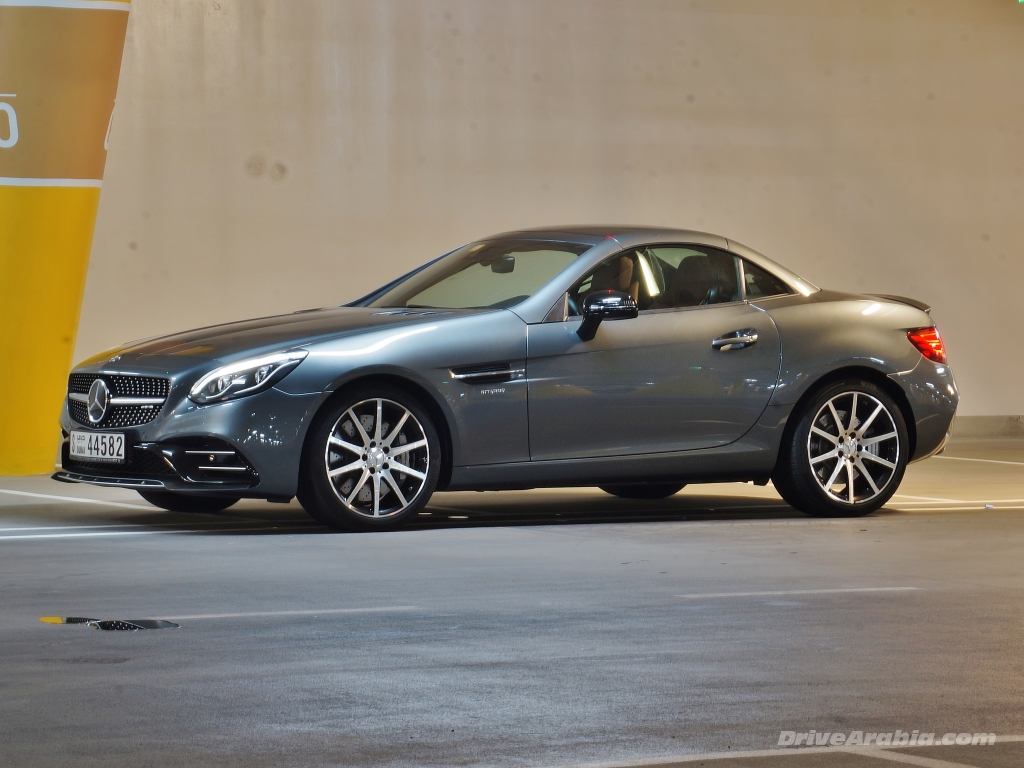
[69,373,170,398]
[68,399,89,425]
[104,405,163,428]
[67,373,170,428]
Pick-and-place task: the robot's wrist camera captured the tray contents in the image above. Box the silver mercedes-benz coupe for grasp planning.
[55,226,958,529]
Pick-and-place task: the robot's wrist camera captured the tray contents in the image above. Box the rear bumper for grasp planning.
[889,359,958,462]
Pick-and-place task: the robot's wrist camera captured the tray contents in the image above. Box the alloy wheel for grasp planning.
[323,398,430,518]
[806,391,900,505]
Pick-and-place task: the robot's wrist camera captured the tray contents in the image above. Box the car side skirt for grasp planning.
[447,404,788,491]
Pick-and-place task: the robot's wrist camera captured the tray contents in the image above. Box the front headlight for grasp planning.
[189,350,308,404]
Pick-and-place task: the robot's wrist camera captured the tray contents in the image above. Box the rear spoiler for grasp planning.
[869,294,931,314]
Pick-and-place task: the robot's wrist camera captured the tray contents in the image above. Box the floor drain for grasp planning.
[40,616,180,631]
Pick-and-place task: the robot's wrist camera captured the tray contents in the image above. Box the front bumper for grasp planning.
[55,438,260,495]
[57,386,324,498]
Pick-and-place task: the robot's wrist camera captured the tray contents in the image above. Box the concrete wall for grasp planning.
[79,0,1024,416]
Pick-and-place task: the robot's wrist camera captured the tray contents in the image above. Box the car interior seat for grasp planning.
[668,252,739,307]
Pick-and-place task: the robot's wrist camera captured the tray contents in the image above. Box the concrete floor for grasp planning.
[1,438,1023,768]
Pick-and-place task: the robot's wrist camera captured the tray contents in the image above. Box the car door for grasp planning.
[526,245,781,461]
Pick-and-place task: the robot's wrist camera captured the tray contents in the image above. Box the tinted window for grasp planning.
[372,240,590,310]
[567,245,742,315]
[743,260,790,299]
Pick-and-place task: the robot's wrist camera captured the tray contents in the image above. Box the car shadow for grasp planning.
[1,486,899,535]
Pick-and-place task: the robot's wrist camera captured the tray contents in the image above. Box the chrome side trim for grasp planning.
[197,465,248,472]
[184,450,236,456]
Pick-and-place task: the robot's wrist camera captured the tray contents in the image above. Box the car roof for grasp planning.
[482,224,719,246]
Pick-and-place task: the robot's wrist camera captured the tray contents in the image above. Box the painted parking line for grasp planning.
[892,499,970,505]
[0,524,319,541]
[0,530,172,541]
[161,606,421,621]
[894,501,1024,505]
[0,520,312,533]
[934,455,1024,467]
[895,509,1024,514]
[0,524,134,532]
[529,735,1024,767]
[0,488,153,510]
[676,587,921,599]
[844,747,976,767]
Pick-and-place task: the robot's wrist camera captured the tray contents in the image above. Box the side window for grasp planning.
[645,245,741,309]
[568,252,642,315]
[742,260,790,299]
[567,245,742,315]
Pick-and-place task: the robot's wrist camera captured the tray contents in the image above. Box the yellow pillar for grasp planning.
[0,0,130,474]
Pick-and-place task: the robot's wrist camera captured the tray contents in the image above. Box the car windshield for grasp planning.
[368,239,592,310]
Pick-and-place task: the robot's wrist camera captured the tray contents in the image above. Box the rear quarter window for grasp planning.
[743,260,790,299]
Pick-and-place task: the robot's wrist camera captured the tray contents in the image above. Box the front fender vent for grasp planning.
[449,363,525,385]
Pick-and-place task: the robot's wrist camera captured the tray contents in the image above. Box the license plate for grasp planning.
[69,431,125,463]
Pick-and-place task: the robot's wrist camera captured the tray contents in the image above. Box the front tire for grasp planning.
[297,385,441,531]
[773,380,908,518]
[138,490,239,514]
[599,483,685,500]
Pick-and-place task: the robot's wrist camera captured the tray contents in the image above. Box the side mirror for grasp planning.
[577,290,639,341]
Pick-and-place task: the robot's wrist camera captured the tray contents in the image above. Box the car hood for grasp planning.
[75,307,472,374]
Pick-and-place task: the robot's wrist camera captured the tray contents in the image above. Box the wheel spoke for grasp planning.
[383,411,410,447]
[810,448,839,465]
[374,399,383,444]
[345,469,370,505]
[382,470,408,507]
[811,426,839,444]
[390,438,427,454]
[828,401,844,433]
[855,457,880,495]
[390,460,426,480]
[824,457,845,489]
[860,431,897,447]
[848,393,858,432]
[857,403,884,436]
[346,408,371,447]
[861,452,896,469]
[328,459,363,478]
[372,472,381,516]
[329,436,363,454]
[845,460,856,503]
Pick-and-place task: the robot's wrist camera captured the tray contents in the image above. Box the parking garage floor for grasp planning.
[2,438,1023,768]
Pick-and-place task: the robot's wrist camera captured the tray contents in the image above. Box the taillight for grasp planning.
[907,327,947,364]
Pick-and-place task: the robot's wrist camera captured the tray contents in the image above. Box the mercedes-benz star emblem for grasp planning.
[87,379,111,424]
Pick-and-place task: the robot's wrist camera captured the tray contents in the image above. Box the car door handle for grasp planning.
[712,329,758,351]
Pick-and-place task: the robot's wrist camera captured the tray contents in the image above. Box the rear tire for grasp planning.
[297,384,441,531]
[599,483,685,500]
[772,379,908,518]
[138,490,239,514]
